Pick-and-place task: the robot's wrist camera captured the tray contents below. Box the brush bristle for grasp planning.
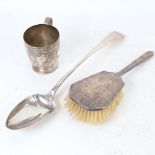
[65,92,123,124]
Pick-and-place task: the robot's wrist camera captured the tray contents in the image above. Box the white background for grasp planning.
[0,0,155,155]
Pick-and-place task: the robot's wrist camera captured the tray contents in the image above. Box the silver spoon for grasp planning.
[6,31,124,129]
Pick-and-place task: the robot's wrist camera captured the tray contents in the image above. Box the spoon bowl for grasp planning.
[6,94,55,129]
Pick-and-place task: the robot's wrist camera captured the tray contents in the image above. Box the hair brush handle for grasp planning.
[117,51,154,76]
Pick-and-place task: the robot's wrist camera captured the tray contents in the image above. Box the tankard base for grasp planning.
[32,65,58,74]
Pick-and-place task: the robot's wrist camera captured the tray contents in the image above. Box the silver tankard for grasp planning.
[23,17,59,74]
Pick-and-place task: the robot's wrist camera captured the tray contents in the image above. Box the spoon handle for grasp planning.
[116,51,154,76]
[50,31,125,96]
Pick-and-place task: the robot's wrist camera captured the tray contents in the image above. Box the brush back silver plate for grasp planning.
[69,71,124,110]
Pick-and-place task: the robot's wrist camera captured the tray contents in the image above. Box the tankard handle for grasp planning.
[44,17,53,26]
